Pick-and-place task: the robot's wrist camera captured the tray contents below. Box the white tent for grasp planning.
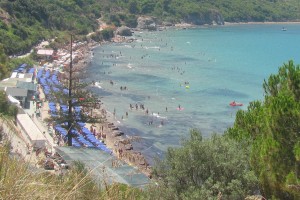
[16,114,47,148]
[7,95,20,106]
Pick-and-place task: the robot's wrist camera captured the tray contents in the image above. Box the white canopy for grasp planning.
[7,95,20,105]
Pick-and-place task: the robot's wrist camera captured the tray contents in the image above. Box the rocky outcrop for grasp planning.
[184,9,224,25]
[162,21,174,27]
[116,26,132,36]
[137,16,157,31]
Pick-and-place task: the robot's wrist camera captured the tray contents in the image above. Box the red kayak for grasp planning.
[230,101,243,106]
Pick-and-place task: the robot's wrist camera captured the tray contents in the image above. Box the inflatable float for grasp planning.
[230,101,243,106]
[176,107,184,111]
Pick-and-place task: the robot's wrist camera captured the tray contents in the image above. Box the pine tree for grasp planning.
[46,35,102,146]
[227,60,300,199]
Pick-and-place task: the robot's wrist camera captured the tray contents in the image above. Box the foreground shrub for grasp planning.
[150,130,258,200]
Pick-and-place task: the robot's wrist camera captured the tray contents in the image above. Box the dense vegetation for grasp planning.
[151,130,258,199]
[0,0,101,55]
[0,0,299,57]
[226,61,300,199]
[0,44,35,79]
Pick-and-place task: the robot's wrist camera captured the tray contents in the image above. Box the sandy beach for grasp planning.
[1,30,153,179]
[35,39,153,177]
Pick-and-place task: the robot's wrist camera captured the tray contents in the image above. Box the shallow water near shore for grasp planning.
[86,24,300,163]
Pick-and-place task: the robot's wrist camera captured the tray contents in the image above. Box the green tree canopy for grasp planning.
[150,129,258,200]
[0,0,299,56]
[226,60,300,199]
[0,91,18,117]
[0,44,9,79]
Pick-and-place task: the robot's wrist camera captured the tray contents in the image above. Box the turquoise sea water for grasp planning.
[86,24,300,162]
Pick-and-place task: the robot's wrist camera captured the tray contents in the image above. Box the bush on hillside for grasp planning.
[149,129,259,199]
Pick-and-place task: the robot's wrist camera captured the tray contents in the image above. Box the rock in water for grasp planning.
[116,26,132,36]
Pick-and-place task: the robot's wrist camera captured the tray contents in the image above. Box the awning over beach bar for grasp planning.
[55,147,150,188]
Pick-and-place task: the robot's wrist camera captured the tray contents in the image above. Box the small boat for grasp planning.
[282,27,287,31]
[230,101,243,106]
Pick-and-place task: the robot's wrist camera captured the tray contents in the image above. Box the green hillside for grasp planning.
[1,1,300,199]
[0,0,299,56]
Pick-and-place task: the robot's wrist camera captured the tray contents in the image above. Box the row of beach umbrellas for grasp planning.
[37,68,111,153]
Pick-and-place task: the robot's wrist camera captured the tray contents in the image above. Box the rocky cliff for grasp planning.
[184,9,224,25]
[137,10,224,30]
[136,16,157,30]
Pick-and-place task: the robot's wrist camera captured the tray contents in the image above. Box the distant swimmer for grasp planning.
[149,119,153,125]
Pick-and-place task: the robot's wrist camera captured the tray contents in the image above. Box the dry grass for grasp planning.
[0,142,144,200]
[0,116,147,200]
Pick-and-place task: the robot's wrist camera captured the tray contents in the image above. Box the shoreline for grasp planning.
[9,20,300,179]
[86,41,153,177]
[224,21,300,26]
[41,40,153,178]
[166,21,300,30]
[81,21,300,175]
[3,25,154,179]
